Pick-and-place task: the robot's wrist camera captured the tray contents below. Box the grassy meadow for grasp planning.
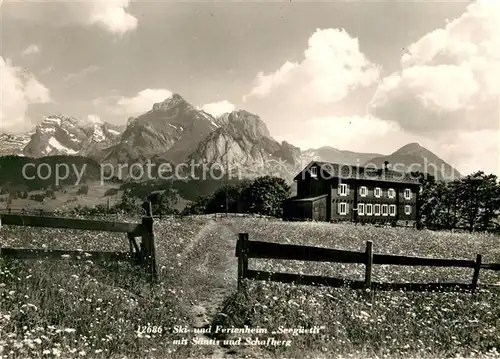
[0,216,499,358]
[217,221,500,359]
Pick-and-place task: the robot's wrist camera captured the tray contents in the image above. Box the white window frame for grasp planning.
[389,204,396,216]
[374,204,381,215]
[404,188,412,200]
[382,204,388,216]
[374,187,382,198]
[405,205,412,215]
[388,188,396,199]
[310,166,317,177]
[359,186,368,197]
[358,203,365,216]
[339,202,348,215]
[339,183,348,196]
[366,204,373,216]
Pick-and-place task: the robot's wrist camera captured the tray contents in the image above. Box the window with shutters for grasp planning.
[359,186,368,197]
[404,188,412,200]
[405,205,412,215]
[382,204,388,216]
[338,183,348,196]
[374,187,382,198]
[339,202,348,215]
[366,204,373,216]
[358,203,365,215]
[389,204,396,216]
[388,188,396,198]
[310,166,317,177]
[374,204,381,215]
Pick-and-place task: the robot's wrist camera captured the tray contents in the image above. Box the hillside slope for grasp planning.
[366,143,461,181]
[302,146,382,166]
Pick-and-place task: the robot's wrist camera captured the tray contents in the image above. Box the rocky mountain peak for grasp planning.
[395,142,425,155]
[39,115,77,128]
[151,93,187,112]
[103,93,219,166]
[224,110,271,139]
[188,109,301,180]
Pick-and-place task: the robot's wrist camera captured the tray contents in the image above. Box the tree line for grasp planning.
[416,171,500,232]
[45,171,500,233]
[180,176,290,217]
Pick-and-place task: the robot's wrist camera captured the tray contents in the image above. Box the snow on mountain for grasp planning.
[23,115,123,158]
[0,133,33,156]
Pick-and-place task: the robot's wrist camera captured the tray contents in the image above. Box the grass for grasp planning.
[0,216,213,359]
[0,181,191,214]
[1,217,499,358]
[216,220,500,359]
[0,182,123,212]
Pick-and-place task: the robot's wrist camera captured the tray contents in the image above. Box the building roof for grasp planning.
[286,194,328,202]
[294,161,421,185]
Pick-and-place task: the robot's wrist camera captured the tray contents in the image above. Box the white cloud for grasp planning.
[436,129,499,175]
[113,88,173,115]
[199,100,235,117]
[40,66,53,75]
[367,0,500,174]
[85,114,103,124]
[3,0,138,35]
[22,44,41,57]
[370,0,500,134]
[276,113,498,175]
[87,2,138,35]
[0,57,52,134]
[369,64,485,133]
[63,65,100,83]
[244,28,380,104]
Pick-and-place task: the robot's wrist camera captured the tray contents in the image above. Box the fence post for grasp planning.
[471,254,482,293]
[364,241,373,290]
[127,232,141,265]
[141,201,157,283]
[237,233,249,291]
[128,232,134,262]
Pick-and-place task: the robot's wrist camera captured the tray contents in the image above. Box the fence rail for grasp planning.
[0,202,157,282]
[235,233,500,293]
[0,248,132,262]
[1,214,142,235]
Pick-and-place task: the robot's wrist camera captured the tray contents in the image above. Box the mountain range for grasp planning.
[22,115,124,159]
[0,93,461,181]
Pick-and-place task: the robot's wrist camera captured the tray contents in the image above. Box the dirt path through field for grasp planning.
[179,219,240,358]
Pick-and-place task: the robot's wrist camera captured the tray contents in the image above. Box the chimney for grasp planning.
[384,161,390,171]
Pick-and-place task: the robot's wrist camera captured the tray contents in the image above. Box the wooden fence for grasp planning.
[235,233,500,293]
[0,208,60,217]
[0,202,157,282]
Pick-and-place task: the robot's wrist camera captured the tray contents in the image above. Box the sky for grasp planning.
[0,0,499,175]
